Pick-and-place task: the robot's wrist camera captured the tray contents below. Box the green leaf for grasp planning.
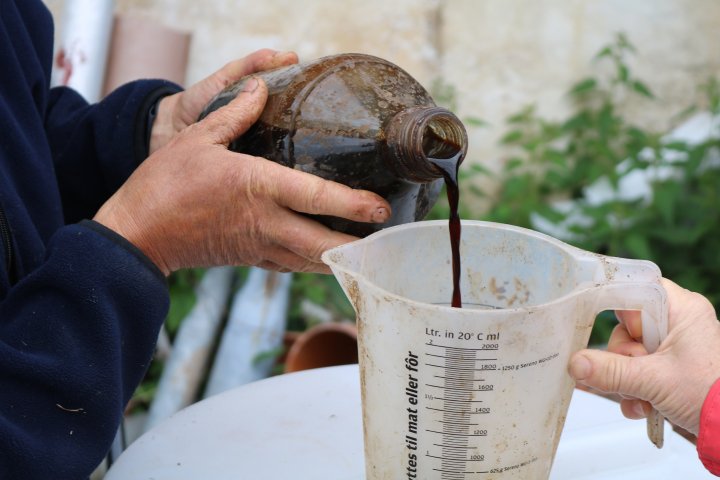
[594,46,613,60]
[623,232,653,260]
[617,64,629,83]
[469,163,492,174]
[569,78,598,96]
[544,169,568,189]
[616,32,636,53]
[543,149,567,168]
[507,105,536,124]
[632,80,654,98]
[562,111,591,131]
[464,116,490,127]
[503,174,533,198]
[535,203,567,223]
[500,129,524,144]
[650,225,705,245]
[504,157,525,171]
[253,346,285,365]
[165,269,203,337]
[598,103,617,135]
[671,104,698,124]
[468,184,487,197]
[590,311,617,345]
[704,77,720,113]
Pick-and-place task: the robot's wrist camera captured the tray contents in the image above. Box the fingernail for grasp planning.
[371,207,389,223]
[569,355,592,380]
[242,77,259,93]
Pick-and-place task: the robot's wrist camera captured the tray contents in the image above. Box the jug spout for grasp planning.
[322,242,362,279]
[322,240,367,313]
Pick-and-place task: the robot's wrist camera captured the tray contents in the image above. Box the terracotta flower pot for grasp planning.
[284,322,358,373]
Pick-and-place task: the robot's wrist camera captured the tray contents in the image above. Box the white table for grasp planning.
[106,365,712,479]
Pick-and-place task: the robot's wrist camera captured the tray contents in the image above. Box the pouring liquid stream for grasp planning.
[429,152,463,308]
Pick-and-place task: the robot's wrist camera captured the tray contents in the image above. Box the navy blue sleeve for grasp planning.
[46,81,181,223]
[0,221,169,479]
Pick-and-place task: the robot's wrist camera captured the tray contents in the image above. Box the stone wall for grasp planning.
[44,0,720,179]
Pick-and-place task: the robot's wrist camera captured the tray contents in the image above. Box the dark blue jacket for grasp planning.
[1,1,181,478]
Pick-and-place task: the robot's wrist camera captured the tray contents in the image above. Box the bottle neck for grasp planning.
[384,106,468,183]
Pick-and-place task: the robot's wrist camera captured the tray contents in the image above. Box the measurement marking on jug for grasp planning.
[425,364,497,372]
[426,383,494,391]
[433,443,478,450]
[438,444,476,451]
[427,407,484,414]
[426,353,497,360]
[425,341,499,351]
[420,340,500,479]
[434,374,486,380]
[439,421,479,427]
[427,455,486,462]
[428,399,488,407]
[425,345,494,360]
[427,430,488,437]
[433,469,490,476]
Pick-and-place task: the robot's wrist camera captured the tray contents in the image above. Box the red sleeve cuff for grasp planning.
[698,377,720,476]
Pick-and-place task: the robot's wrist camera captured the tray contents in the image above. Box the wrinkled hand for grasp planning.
[94,77,391,275]
[149,49,298,154]
[569,278,720,434]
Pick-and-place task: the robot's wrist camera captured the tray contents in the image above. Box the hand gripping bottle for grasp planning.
[200,53,468,237]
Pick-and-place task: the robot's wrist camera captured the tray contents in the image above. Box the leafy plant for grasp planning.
[483,33,662,227]
[165,268,205,338]
[459,33,720,342]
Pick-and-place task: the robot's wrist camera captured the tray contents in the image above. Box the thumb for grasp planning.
[199,76,268,145]
[569,349,649,399]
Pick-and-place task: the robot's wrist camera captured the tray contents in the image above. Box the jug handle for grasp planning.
[593,281,668,449]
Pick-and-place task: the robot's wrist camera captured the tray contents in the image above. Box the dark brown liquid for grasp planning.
[429,153,463,308]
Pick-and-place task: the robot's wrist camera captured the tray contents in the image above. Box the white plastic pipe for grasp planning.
[203,268,292,398]
[52,0,115,103]
[144,267,235,432]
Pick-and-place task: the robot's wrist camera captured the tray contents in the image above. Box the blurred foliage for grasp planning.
[451,33,720,343]
[165,268,205,338]
[287,271,355,331]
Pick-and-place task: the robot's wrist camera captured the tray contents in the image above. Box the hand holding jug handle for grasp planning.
[595,277,668,448]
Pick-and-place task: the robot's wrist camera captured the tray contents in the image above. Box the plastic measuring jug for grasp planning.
[321,220,667,479]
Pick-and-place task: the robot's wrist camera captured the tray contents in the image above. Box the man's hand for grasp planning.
[149,49,298,154]
[569,278,720,434]
[94,76,390,275]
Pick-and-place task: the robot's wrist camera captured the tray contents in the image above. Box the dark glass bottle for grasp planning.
[199,53,468,237]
